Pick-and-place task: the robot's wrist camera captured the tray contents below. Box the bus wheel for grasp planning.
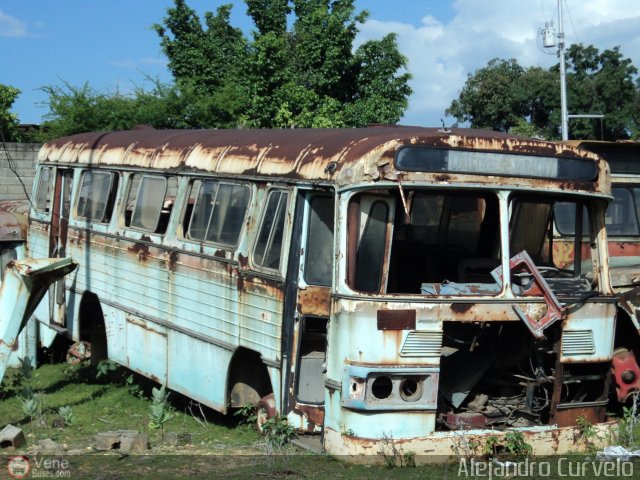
[66,341,91,364]
[255,393,276,433]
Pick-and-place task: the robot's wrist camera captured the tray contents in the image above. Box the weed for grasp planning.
[262,416,296,449]
[62,362,84,382]
[57,405,76,427]
[576,415,601,453]
[95,359,118,379]
[483,434,501,458]
[148,385,175,431]
[503,431,533,460]
[477,432,532,461]
[261,416,297,474]
[378,432,416,468]
[20,393,44,425]
[619,391,640,448]
[234,403,258,427]
[125,374,145,398]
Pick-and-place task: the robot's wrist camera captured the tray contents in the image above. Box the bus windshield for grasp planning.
[348,189,594,296]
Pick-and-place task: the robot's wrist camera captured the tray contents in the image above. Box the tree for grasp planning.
[561,44,638,140]
[446,58,529,133]
[447,44,639,140]
[0,84,21,142]
[153,1,251,127]
[37,79,228,141]
[154,0,412,128]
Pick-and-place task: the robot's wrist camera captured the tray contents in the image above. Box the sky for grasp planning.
[1,0,639,128]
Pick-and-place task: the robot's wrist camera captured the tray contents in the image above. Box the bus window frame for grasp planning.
[302,192,335,288]
[33,165,55,214]
[124,174,168,234]
[182,178,252,250]
[74,169,118,225]
[251,187,291,275]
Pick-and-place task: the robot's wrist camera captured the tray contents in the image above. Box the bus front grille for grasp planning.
[400,331,442,357]
[562,330,595,356]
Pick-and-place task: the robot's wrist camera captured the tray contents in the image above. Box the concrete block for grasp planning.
[0,424,26,448]
[95,430,149,453]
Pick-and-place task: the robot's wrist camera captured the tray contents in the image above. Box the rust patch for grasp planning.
[214,249,226,259]
[0,211,26,241]
[294,403,324,429]
[451,303,474,314]
[167,250,179,271]
[238,254,249,268]
[555,404,606,428]
[434,174,451,182]
[297,286,331,316]
[377,309,416,330]
[128,242,150,262]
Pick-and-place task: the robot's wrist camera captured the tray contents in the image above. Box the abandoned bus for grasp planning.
[556,140,640,406]
[26,127,621,458]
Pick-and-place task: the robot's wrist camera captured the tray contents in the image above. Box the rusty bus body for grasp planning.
[26,127,622,459]
[557,140,640,407]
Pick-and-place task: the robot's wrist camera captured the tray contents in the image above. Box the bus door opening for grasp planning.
[48,169,73,327]
[290,193,334,430]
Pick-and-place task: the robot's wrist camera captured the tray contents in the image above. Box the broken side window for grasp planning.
[304,194,335,287]
[253,190,288,271]
[355,201,389,293]
[124,174,177,235]
[34,166,54,212]
[511,195,593,294]
[75,170,118,223]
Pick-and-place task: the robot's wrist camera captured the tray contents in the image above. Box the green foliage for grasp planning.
[57,405,76,427]
[261,415,296,448]
[95,359,119,379]
[0,84,21,142]
[39,0,412,135]
[125,374,145,398]
[447,44,640,140]
[619,392,640,448]
[479,432,532,461]
[20,393,45,425]
[154,0,412,128]
[148,385,175,430]
[378,432,416,468]
[234,403,258,427]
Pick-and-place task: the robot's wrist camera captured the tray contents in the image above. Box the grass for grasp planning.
[1,361,639,479]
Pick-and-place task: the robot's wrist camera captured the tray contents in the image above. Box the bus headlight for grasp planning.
[341,366,438,411]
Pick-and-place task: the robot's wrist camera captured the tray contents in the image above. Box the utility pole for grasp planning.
[541,1,605,140]
[541,0,569,140]
[557,0,569,140]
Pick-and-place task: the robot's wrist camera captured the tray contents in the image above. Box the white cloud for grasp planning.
[140,57,167,67]
[358,0,640,126]
[110,57,167,69]
[0,10,28,38]
[110,59,137,69]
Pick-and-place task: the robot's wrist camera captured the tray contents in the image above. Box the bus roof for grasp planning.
[562,140,640,176]
[39,127,608,192]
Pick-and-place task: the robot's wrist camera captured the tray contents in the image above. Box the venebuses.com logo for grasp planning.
[7,456,30,479]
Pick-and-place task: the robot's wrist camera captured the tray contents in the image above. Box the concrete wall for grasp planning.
[0,143,41,201]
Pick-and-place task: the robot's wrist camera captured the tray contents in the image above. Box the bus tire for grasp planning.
[255,393,276,433]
